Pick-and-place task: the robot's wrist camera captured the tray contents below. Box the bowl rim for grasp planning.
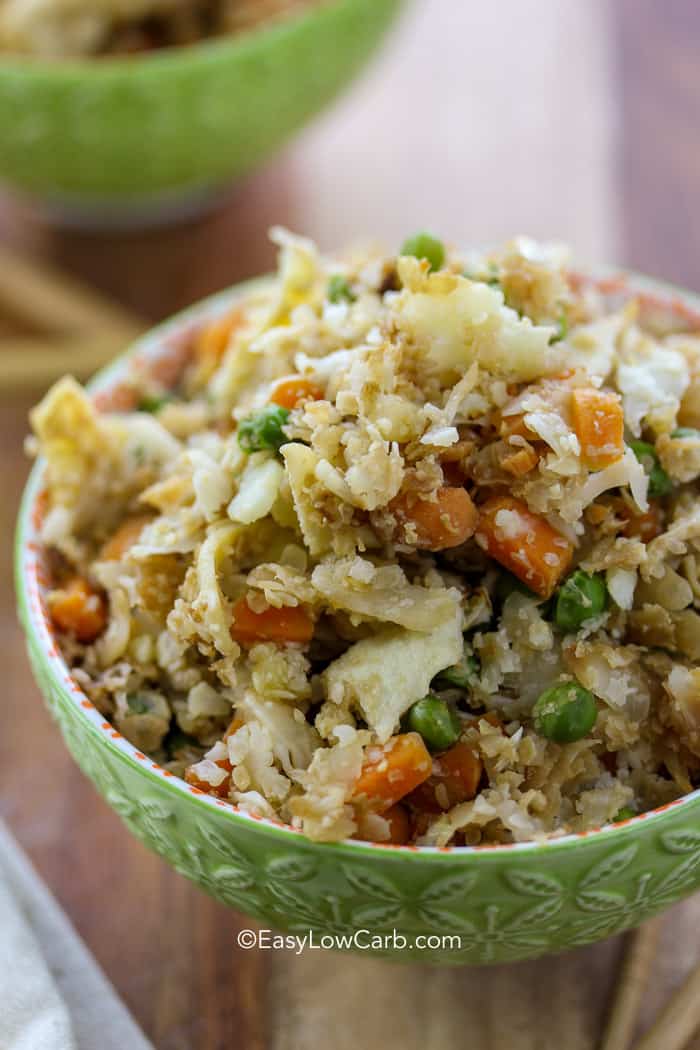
[0,0,390,77]
[15,262,700,864]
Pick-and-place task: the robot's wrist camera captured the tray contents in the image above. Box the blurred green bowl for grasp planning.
[0,0,401,218]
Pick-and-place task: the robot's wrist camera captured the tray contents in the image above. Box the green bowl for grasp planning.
[15,268,700,964]
[0,0,400,215]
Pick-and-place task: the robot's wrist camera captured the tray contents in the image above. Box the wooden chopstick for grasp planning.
[634,958,700,1050]
[599,919,663,1050]
[0,333,137,390]
[0,247,145,392]
[0,247,143,339]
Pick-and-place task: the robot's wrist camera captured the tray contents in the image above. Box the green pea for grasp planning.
[554,571,607,632]
[126,694,150,714]
[485,262,501,287]
[327,274,356,304]
[238,405,290,453]
[400,232,445,273]
[533,682,598,743]
[629,440,672,499]
[433,642,480,690]
[614,807,636,822]
[405,694,461,752]
[671,427,700,439]
[138,394,171,414]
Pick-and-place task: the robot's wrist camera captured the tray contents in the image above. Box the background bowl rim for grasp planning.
[0,0,389,77]
[15,260,700,864]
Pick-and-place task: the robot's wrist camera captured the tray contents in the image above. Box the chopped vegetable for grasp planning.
[671,427,700,439]
[433,641,480,690]
[270,378,323,410]
[392,486,478,550]
[533,682,598,743]
[616,499,663,542]
[327,274,356,304]
[404,694,461,752]
[400,232,445,273]
[138,394,171,414]
[127,694,150,714]
[476,496,573,598]
[195,307,245,366]
[224,716,244,739]
[629,440,672,499]
[324,613,463,744]
[353,733,433,812]
[571,387,625,469]
[501,445,540,477]
[614,807,636,822]
[554,570,607,632]
[408,741,483,812]
[551,307,569,343]
[237,405,290,453]
[497,412,538,441]
[48,577,107,643]
[185,757,232,799]
[230,595,314,646]
[99,514,152,561]
[385,804,412,844]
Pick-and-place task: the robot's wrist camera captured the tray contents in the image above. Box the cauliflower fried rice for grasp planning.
[27,229,700,846]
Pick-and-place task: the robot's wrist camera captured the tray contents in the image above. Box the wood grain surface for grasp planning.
[2,2,700,1048]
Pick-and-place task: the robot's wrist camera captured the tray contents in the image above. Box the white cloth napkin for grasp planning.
[0,820,154,1050]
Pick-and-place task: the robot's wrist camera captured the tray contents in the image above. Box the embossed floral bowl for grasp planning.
[0,0,400,222]
[15,270,700,965]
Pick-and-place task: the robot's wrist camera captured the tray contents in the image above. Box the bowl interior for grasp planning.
[15,266,700,862]
[0,0,403,201]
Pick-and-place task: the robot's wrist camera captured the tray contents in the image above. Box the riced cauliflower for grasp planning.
[29,228,700,846]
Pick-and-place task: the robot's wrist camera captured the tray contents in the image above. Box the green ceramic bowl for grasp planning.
[15,268,700,965]
[0,0,400,216]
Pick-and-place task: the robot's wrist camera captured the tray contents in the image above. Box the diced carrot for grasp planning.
[355,803,412,844]
[353,733,433,813]
[99,514,152,561]
[605,496,663,543]
[571,387,624,469]
[185,757,232,799]
[476,495,573,598]
[584,503,609,526]
[497,412,537,441]
[270,377,323,410]
[48,577,107,643]
[230,595,315,647]
[384,804,412,844]
[408,741,483,813]
[501,445,540,477]
[194,307,246,365]
[224,716,245,740]
[621,502,664,542]
[478,711,504,730]
[391,486,479,551]
[439,439,475,463]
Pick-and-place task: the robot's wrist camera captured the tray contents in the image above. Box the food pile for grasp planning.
[29,228,700,845]
[0,0,320,57]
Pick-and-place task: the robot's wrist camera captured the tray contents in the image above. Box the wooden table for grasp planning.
[2,1,700,1047]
